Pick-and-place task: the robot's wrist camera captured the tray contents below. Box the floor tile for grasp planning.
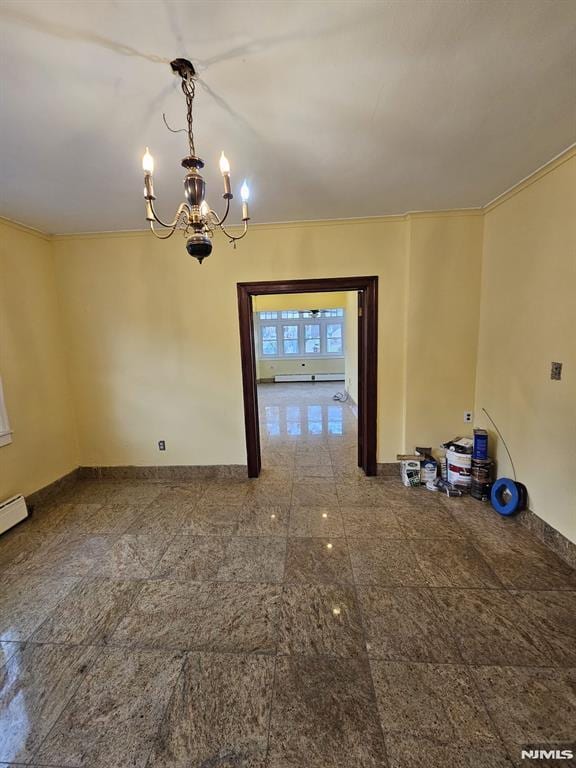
[385,735,515,768]
[395,504,465,538]
[371,661,499,744]
[341,506,403,538]
[36,648,185,768]
[293,464,335,480]
[471,535,576,590]
[189,583,282,654]
[235,505,289,536]
[410,539,502,587]
[0,643,99,763]
[288,506,345,537]
[0,530,47,573]
[5,534,112,578]
[30,577,143,645]
[510,590,576,666]
[348,539,427,586]
[152,535,228,580]
[105,482,165,506]
[62,502,141,535]
[358,586,461,662]
[179,503,241,535]
[246,483,294,507]
[267,655,387,768]
[154,536,286,582]
[110,580,281,653]
[431,589,555,666]
[291,481,337,507]
[0,573,79,640]
[146,652,274,768]
[277,584,364,657]
[217,537,286,582]
[472,666,576,754]
[0,642,23,669]
[89,534,172,578]
[284,537,353,584]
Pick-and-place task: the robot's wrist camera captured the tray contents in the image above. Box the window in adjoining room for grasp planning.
[256,309,345,359]
[0,376,12,447]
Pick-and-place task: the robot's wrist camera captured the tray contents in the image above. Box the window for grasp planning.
[256,309,344,359]
[261,325,278,356]
[283,325,299,354]
[304,324,321,353]
[326,323,343,354]
[0,376,12,447]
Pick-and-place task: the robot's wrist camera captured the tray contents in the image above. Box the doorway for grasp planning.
[237,276,378,477]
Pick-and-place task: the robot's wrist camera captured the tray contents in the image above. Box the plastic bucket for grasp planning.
[446,448,472,489]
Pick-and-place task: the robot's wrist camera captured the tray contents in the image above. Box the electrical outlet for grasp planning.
[464,412,473,423]
[158,440,166,451]
[551,362,562,381]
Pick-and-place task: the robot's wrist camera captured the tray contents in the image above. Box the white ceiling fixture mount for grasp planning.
[142,57,250,263]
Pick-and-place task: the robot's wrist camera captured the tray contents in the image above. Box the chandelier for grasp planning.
[142,58,250,263]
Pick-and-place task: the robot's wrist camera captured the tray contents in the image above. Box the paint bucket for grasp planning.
[446,448,472,490]
[471,458,494,501]
[473,429,488,460]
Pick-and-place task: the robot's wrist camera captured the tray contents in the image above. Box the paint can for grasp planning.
[470,458,494,501]
[446,448,472,490]
[473,429,489,460]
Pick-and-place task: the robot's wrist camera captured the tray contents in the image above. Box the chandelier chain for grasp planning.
[181,74,196,157]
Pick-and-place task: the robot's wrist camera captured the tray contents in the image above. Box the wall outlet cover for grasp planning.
[464,412,473,423]
[158,440,166,451]
[551,362,562,381]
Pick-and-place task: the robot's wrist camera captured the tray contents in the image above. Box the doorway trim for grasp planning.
[237,276,378,477]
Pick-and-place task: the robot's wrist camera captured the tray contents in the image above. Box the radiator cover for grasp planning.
[0,495,28,535]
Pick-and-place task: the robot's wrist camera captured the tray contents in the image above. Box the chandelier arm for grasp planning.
[150,200,191,229]
[207,198,231,227]
[218,219,249,243]
[149,221,178,240]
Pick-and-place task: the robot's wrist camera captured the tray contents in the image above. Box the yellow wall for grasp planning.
[254,292,346,379]
[51,213,482,467]
[475,151,576,543]
[404,213,484,451]
[0,219,78,498]
[344,291,359,402]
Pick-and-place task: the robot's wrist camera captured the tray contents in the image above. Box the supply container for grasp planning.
[446,448,472,491]
[473,429,489,460]
[470,458,494,500]
[400,460,421,487]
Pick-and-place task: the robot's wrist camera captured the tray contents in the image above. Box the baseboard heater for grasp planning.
[0,495,28,535]
[274,374,345,383]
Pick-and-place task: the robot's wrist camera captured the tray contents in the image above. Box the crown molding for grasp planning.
[0,215,51,242]
[483,143,576,213]
[3,145,574,240]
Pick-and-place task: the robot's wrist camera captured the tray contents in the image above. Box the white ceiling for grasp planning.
[0,0,575,234]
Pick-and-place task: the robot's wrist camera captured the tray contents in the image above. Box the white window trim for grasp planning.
[256,310,345,360]
[0,377,12,447]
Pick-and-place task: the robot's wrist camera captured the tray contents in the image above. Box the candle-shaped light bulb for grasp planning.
[220,152,232,198]
[142,147,154,175]
[240,179,250,220]
[200,200,210,217]
[219,151,230,176]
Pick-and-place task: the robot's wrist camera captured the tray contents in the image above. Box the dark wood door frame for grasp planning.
[237,276,378,477]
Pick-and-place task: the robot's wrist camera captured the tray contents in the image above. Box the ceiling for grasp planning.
[0,0,575,234]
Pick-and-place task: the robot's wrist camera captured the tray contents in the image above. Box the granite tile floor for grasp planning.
[0,382,574,767]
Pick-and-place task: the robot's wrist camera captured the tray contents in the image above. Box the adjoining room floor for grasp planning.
[0,385,575,767]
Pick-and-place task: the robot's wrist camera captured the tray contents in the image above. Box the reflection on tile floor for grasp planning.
[0,382,574,767]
